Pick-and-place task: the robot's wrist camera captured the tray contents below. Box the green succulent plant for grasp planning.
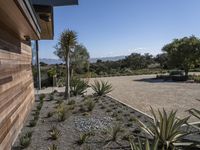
[130,138,159,150]
[70,77,88,96]
[134,107,190,150]
[91,80,113,96]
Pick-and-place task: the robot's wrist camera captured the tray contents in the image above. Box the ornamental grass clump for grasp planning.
[56,104,68,122]
[91,80,113,96]
[104,124,123,147]
[84,98,95,112]
[49,126,61,140]
[19,132,32,148]
[75,133,90,145]
[48,144,58,150]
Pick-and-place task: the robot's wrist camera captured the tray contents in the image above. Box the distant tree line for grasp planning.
[90,36,200,77]
[89,53,168,76]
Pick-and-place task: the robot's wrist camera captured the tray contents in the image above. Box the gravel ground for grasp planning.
[89,74,200,122]
[12,94,153,150]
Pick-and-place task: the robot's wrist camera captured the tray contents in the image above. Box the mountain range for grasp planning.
[40,55,126,64]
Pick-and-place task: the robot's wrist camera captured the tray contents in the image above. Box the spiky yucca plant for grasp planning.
[91,80,113,96]
[130,138,159,150]
[48,144,58,150]
[135,107,190,150]
[70,77,88,96]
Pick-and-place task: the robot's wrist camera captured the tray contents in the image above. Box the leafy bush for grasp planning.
[91,80,113,96]
[70,77,88,96]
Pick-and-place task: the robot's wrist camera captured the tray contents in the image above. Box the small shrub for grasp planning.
[67,99,76,105]
[49,126,61,140]
[79,105,86,113]
[68,105,75,110]
[107,125,122,142]
[106,109,112,113]
[85,98,95,112]
[49,94,54,101]
[56,104,68,122]
[91,80,113,96]
[33,110,40,116]
[36,103,43,110]
[55,99,63,105]
[117,110,122,114]
[28,120,37,127]
[111,112,118,118]
[126,123,132,127]
[128,116,135,122]
[47,112,54,118]
[123,113,130,117]
[19,132,32,148]
[48,144,58,150]
[100,105,106,109]
[70,77,88,96]
[39,94,46,101]
[75,133,90,145]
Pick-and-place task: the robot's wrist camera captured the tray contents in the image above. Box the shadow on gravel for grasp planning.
[133,78,177,83]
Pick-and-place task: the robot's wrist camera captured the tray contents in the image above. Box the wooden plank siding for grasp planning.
[0,30,35,150]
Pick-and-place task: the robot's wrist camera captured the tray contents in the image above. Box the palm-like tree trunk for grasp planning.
[65,50,70,99]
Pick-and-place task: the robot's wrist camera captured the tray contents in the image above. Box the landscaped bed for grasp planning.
[12,92,154,150]
[12,90,200,150]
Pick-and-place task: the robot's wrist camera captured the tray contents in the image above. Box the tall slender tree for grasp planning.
[54,29,77,99]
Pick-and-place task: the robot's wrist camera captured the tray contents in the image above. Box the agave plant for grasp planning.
[188,101,200,131]
[130,138,159,150]
[70,77,88,96]
[91,80,113,96]
[134,107,190,150]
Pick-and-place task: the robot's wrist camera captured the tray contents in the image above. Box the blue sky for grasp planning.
[39,0,200,59]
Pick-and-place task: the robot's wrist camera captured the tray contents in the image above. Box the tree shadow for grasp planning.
[133,78,176,83]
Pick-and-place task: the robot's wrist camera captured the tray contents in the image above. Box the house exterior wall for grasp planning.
[0,28,35,150]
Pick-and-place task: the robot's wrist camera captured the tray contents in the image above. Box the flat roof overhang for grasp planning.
[31,0,78,7]
[33,5,54,40]
[31,0,78,40]
[0,0,41,40]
